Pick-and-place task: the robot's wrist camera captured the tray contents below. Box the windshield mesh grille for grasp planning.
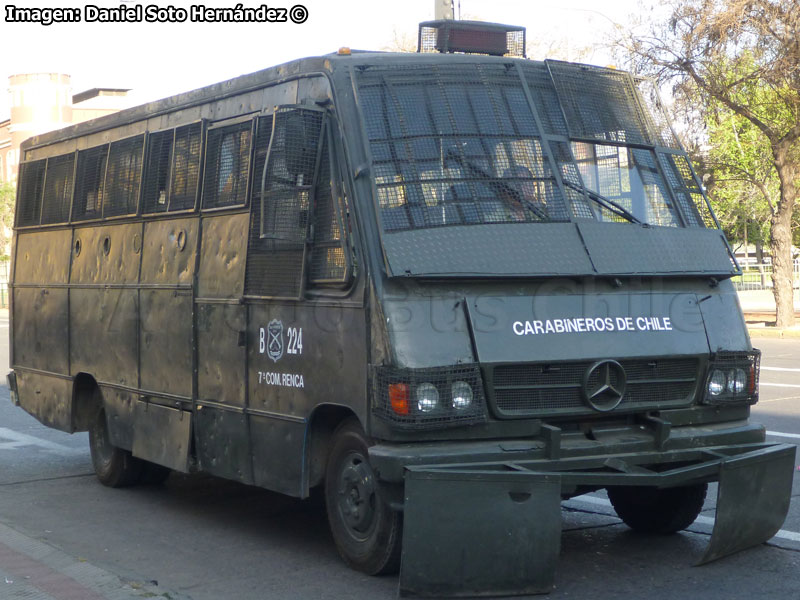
[356,63,572,231]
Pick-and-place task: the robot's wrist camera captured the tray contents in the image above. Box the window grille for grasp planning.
[354,63,571,232]
[309,133,348,283]
[72,145,109,221]
[142,123,202,213]
[16,159,46,227]
[104,136,143,217]
[202,120,252,209]
[41,153,75,225]
[245,108,324,298]
[170,123,202,210]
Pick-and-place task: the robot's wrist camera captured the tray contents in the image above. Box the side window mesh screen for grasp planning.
[170,123,201,210]
[104,136,143,217]
[245,116,274,296]
[309,134,347,283]
[142,130,173,213]
[16,160,46,227]
[41,153,75,224]
[202,121,252,209]
[245,108,324,297]
[72,145,109,221]
[658,152,710,228]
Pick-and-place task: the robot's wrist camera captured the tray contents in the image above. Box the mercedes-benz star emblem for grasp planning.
[582,360,627,412]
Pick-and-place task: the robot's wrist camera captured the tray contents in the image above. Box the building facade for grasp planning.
[0,73,131,184]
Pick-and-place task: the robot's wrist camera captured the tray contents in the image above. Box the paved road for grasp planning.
[1,325,799,599]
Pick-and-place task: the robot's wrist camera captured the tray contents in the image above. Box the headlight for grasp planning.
[727,368,746,394]
[416,383,440,413]
[708,370,726,396]
[451,381,473,410]
[702,351,760,406]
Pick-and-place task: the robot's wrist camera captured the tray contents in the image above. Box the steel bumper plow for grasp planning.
[399,442,796,597]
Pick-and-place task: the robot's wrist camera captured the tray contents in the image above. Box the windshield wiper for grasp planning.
[562,180,643,225]
[444,149,549,221]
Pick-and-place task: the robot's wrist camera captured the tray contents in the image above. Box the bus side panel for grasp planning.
[194,212,252,483]
[13,287,68,373]
[69,224,140,388]
[247,302,367,497]
[196,213,247,298]
[14,230,72,286]
[12,230,71,429]
[138,218,198,398]
[195,303,253,484]
[13,230,71,374]
[100,387,137,450]
[15,372,73,432]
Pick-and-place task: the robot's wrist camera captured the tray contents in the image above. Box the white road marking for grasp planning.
[761,382,800,389]
[762,366,800,373]
[0,427,83,455]
[570,495,800,542]
[766,430,800,440]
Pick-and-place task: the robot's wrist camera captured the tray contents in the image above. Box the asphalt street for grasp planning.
[1,321,799,599]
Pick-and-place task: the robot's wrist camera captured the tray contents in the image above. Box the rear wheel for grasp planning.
[324,418,402,575]
[607,483,708,534]
[88,408,143,487]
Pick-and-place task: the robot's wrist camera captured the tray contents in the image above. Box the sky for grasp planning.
[1,0,646,118]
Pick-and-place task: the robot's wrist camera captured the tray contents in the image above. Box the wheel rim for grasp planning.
[336,450,377,539]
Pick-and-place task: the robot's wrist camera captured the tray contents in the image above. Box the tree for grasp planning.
[0,182,15,261]
[699,57,780,259]
[617,0,800,327]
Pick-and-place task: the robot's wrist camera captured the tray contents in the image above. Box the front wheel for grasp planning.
[324,418,402,575]
[88,408,143,488]
[607,483,708,534]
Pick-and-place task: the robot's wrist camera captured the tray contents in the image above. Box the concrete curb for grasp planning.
[748,327,800,339]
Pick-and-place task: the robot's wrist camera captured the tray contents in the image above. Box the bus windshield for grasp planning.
[355,60,704,232]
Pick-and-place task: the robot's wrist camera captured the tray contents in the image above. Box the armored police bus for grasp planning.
[8,20,796,597]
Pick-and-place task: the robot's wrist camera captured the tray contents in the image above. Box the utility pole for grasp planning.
[435,0,454,20]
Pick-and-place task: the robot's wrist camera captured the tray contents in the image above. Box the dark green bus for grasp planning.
[8,20,794,597]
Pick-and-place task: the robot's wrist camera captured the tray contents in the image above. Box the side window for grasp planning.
[309,133,349,284]
[202,120,253,209]
[72,145,109,221]
[16,159,46,227]
[170,123,202,210]
[245,107,324,298]
[142,123,202,213]
[104,135,144,218]
[244,106,351,298]
[41,153,75,225]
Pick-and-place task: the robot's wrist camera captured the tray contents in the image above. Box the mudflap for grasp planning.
[698,443,796,565]
[399,467,562,597]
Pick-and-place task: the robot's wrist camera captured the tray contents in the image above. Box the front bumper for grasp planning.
[370,419,766,488]
[377,422,796,597]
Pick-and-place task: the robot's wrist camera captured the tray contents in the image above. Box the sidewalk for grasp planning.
[737,289,800,339]
[0,521,185,600]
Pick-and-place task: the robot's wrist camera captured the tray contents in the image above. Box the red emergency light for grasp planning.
[418,20,526,58]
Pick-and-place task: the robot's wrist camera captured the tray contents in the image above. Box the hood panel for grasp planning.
[465,293,710,363]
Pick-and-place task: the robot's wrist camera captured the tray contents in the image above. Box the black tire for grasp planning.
[88,408,143,488]
[607,483,708,534]
[324,418,402,575]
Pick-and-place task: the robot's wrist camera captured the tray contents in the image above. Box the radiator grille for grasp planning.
[492,358,699,418]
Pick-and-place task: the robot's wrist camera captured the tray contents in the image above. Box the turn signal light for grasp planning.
[389,383,410,415]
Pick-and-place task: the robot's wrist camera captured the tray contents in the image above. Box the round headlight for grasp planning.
[451,381,473,410]
[416,383,440,413]
[708,370,726,396]
[728,368,747,394]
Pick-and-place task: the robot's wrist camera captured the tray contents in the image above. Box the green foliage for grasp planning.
[0,181,16,258]
[698,53,782,249]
